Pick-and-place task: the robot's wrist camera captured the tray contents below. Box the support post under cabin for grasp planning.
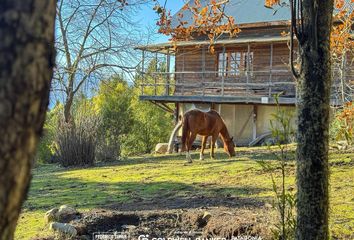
[175,103,179,152]
[252,105,257,141]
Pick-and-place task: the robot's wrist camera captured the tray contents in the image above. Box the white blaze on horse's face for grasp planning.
[225,138,236,157]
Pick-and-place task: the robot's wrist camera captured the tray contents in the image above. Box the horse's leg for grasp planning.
[186,132,197,163]
[200,136,207,160]
[185,131,191,160]
[210,134,218,159]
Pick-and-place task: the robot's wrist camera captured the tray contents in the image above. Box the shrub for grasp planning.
[121,94,173,156]
[35,103,63,164]
[35,130,56,164]
[330,102,353,144]
[93,77,133,160]
[56,114,100,167]
[96,135,120,162]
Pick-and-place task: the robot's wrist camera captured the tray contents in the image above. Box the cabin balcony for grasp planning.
[139,70,353,107]
[136,39,353,106]
[139,70,297,105]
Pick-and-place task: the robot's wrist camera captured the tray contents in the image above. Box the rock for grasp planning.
[265,203,273,209]
[45,205,80,224]
[202,211,212,221]
[155,143,168,154]
[45,208,59,223]
[49,222,77,237]
[122,224,137,231]
[57,205,80,222]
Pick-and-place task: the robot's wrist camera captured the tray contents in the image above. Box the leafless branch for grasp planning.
[53,0,152,121]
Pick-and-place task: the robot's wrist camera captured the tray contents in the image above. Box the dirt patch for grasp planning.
[35,194,275,239]
[70,207,274,239]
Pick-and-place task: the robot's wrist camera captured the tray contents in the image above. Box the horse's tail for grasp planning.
[181,115,189,152]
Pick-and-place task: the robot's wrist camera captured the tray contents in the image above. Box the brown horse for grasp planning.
[181,109,236,162]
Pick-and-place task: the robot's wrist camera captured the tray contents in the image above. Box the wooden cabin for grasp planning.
[136,0,353,146]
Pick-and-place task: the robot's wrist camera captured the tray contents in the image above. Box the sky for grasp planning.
[133,1,185,44]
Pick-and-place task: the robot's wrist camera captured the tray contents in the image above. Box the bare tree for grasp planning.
[0,0,56,239]
[54,0,149,122]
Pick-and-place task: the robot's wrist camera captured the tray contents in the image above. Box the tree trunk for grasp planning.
[296,0,333,239]
[64,92,74,123]
[0,1,56,239]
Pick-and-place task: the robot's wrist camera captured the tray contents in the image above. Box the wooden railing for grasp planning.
[140,70,296,99]
[139,69,353,104]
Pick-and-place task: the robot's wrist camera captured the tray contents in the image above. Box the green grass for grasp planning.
[15,147,354,239]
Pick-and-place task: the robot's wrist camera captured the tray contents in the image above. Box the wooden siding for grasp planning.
[174,41,295,97]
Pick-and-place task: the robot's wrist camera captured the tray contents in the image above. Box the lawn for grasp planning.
[15,146,354,239]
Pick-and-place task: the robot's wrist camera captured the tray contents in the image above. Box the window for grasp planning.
[218,51,253,77]
[218,52,227,77]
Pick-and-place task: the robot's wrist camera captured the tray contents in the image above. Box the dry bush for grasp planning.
[96,136,120,162]
[56,115,100,167]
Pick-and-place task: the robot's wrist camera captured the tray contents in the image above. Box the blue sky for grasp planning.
[134,1,185,43]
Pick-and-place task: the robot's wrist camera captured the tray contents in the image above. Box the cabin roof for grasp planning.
[136,34,290,54]
[172,0,354,27]
[171,0,291,27]
[137,0,354,54]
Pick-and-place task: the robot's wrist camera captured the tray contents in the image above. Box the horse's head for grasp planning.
[224,137,236,157]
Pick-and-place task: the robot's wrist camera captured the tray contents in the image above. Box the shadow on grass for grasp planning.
[93,149,289,168]
[25,173,269,212]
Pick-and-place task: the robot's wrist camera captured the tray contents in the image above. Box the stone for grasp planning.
[265,203,273,209]
[57,205,80,223]
[44,208,59,223]
[49,222,77,237]
[202,211,212,221]
[155,143,168,154]
[122,224,137,231]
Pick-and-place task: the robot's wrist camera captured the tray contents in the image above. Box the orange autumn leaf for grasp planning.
[265,0,280,8]
[155,0,239,52]
[335,0,345,8]
[200,6,208,16]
